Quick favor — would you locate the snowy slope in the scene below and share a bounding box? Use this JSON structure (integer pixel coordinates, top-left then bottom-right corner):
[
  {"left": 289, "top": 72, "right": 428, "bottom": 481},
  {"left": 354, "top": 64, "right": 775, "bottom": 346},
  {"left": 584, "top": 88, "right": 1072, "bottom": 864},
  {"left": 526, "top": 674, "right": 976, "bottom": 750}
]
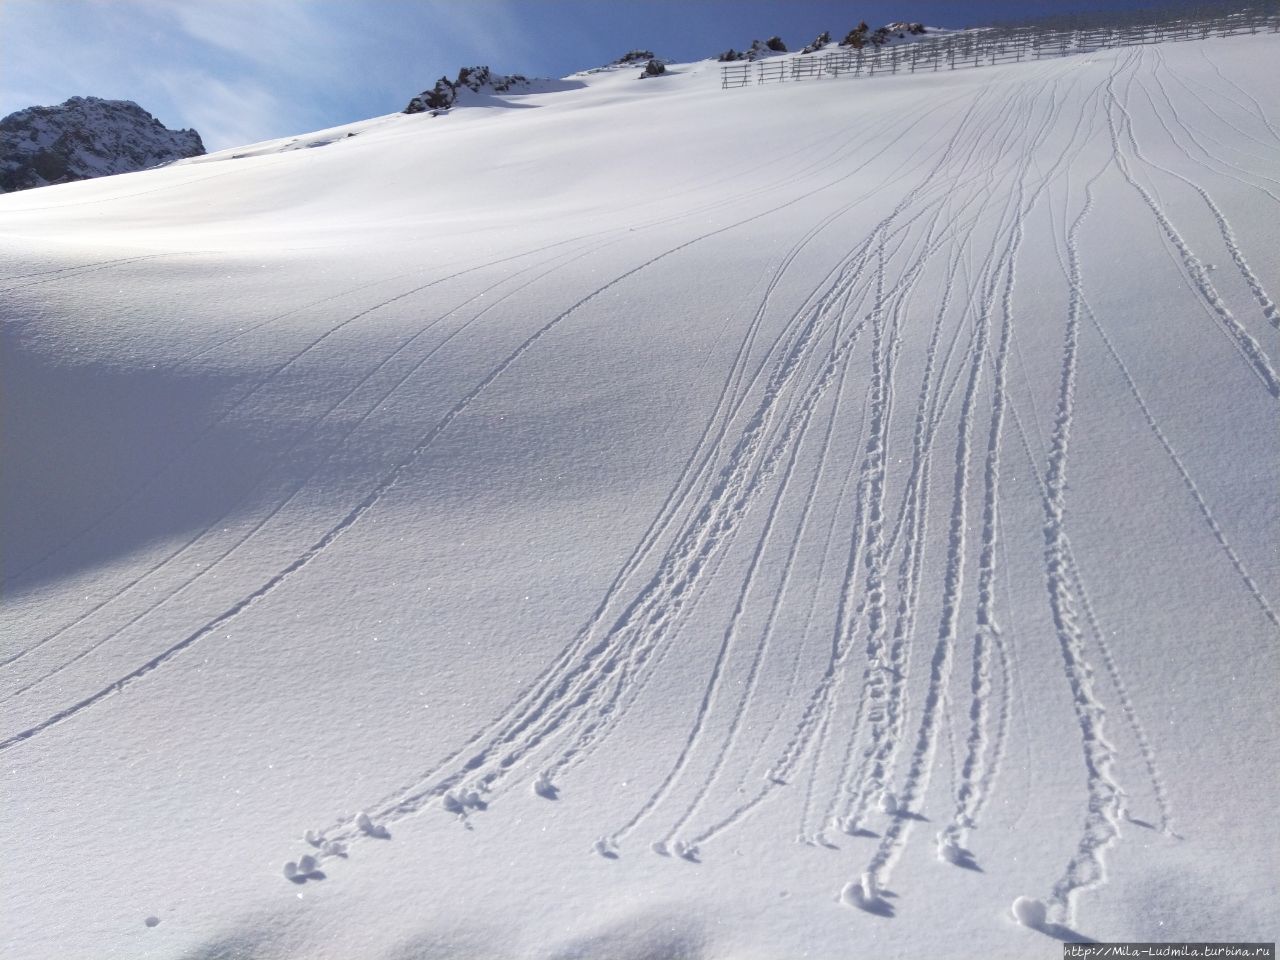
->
[{"left": 2, "top": 33, "right": 1279, "bottom": 960}]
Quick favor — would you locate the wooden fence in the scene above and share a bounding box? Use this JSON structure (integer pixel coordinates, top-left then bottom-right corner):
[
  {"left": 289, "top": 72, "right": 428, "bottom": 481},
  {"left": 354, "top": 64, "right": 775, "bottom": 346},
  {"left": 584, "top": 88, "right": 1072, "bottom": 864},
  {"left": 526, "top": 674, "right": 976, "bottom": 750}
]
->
[{"left": 721, "top": 1, "right": 1280, "bottom": 89}]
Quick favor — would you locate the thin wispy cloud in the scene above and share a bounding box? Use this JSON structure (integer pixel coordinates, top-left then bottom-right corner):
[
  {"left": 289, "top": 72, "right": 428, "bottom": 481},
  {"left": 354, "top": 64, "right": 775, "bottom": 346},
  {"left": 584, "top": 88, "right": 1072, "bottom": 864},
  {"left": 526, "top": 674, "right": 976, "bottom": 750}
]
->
[{"left": 148, "top": 68, "right": 287, "bottom": 152}]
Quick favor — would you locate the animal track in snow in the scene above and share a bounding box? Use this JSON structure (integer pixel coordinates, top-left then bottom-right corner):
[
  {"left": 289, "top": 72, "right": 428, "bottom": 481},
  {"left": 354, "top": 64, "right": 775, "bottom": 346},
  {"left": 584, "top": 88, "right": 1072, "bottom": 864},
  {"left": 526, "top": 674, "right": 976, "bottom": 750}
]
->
[
  {"left": 355, "top": 810, "right": 391, "bottom": 838},
  {"left": 283, "top": 854, "right": 325, "bottom": 883},
  {"left": 532, "top": 772, "right": 559, "bottom": 799}
]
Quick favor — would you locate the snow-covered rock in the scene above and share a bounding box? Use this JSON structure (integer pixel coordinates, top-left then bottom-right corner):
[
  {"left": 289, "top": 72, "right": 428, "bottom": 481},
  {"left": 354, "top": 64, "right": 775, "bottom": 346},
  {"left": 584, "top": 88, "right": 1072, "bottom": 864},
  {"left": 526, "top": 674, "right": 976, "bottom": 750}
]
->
[
  {"left": 839, "top": 21, "right": 938, "bottom": 50},
  {"left": 404, "top": 66, "right": 533, "bottom": 113},
  {"left": 611, "top": 50, "right": 656, "bottom": 66},
  {"left": 574, "top": 50, "right": 671, "bottom": 77},
  {"left": 0, "top": 96, "right": 203, "bottom": 193},
  {"left": 801, "top": 31, "right": 833, "bottom": 54},
  {"left": 717, "top": 38, "right": 788, "bottom": 62}
]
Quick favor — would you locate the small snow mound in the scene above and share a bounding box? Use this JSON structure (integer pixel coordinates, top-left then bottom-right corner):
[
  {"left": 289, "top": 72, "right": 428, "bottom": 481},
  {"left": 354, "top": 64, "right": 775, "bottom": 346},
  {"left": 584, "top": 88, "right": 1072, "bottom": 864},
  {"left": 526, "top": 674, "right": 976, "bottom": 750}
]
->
[
  {"left": 443, "top": 788, "right": 487, "bottom": 815},
  {"left": 879, "top": 791, "right": 898, "bottom": 816},
  {"left": 321, "top": 839, "right": 348, "bottom": 857},
  {"left": 1011, "top": 896, "right": 1047, "bottom": 928},
  {"left": 650, "top": 840, "right": 669, "bottom": 856},
  {"left": 841, "top": 872, "right": 882, "bottom": 910},
  {"left": 671, "top": 839, "right": 700, "bottom": 861},
  {"left": 593, "top": 837, "right": 619, "bottom": 859},
  {"left": 356, "top": 810, "right": 390, "bottom": 837},
  {"left": 533, "top": 772, "right": 558, "bottom": 799},
  {"left": 284, "top": 853, "right": 324, "bottom": 883},
  {"left": 937, "top": 833, "right": 962, "bottom": 864},
  {"left": 304, "top": 829, "right": 323, "bottom": 847}
]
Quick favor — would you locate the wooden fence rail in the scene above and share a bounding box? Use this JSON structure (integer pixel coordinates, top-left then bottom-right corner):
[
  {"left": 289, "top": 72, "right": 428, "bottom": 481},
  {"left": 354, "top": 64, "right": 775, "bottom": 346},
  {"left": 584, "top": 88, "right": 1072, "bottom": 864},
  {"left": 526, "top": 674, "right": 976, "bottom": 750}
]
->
[{"left": 721, "top": 1, "right": 1280, "bottom": 89}]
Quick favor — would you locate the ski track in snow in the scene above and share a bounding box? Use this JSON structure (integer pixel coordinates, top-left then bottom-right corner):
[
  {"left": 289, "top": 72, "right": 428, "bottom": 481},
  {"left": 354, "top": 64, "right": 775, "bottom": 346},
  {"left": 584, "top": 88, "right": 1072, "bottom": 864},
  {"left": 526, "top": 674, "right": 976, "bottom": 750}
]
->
[
  {"left": 4, "top": 33, "right": 1278, "bottom": 944},
  {"left": 1108, "top": 55, "right": 1280, "bottom": 395},
  {"left": 1, "top": 239, "right": 613, "bottom": 683}
]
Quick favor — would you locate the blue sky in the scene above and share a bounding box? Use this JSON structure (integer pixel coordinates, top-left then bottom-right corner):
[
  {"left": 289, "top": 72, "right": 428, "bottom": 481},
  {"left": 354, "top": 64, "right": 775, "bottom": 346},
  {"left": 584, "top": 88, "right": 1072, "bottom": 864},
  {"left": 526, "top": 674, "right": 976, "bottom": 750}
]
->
[{"left": 2, "top": 1, "right": 1169, "bottom": 151}]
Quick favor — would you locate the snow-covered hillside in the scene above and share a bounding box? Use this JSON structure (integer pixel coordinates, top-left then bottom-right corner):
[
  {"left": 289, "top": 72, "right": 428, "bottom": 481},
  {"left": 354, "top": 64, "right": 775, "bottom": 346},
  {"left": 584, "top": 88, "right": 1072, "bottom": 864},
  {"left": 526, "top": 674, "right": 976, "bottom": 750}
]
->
[
  {"left": 2, "top": 31, "right": 1278, "bottom": 960},
  {"left": 0, "top": 96, "right": 204, "bottom": 193}
]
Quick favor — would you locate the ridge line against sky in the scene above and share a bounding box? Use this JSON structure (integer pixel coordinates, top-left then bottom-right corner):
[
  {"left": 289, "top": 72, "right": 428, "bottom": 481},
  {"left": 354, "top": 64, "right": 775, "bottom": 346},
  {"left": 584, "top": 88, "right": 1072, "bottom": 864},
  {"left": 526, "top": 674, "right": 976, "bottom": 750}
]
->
[{"left": 3, "top": 0, "right": 1181, "bottom": 151}]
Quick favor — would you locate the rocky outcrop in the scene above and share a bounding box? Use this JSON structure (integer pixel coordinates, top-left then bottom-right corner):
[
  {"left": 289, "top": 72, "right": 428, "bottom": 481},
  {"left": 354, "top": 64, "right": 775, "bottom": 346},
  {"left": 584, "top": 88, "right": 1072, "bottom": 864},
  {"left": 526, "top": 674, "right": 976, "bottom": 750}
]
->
[
  {"left": 718, "top": 38, "right": 788, "bottom": 62},
  {"left": 613, "top": 50, "right": 656, "bottom": 66},
  {"left": 802, "top": 31, "right": 833, "bottom": 54},
  {"left": 0, "top": 97, "right": 204, "bottom": 193},
  {"left": 404, "top": 66, "right": 532, "bottom": 114}
]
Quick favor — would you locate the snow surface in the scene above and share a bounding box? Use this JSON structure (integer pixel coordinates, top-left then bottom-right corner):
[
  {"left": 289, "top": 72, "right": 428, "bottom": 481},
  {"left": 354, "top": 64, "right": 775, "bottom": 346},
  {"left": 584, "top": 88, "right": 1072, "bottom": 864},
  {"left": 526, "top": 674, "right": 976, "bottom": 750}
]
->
[{"left": 2, "top": 32, "right": 1279, "bottom": 960}]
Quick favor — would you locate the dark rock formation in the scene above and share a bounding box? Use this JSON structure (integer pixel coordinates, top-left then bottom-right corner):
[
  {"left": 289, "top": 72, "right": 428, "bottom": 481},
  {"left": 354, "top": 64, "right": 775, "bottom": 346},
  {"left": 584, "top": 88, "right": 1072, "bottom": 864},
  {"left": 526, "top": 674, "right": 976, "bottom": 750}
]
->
[
  {"left": 0, "top": 96, "right": 204, "bottom": 193},
  {"left": 613, "top": 50, "right": 656, "bottom": 65},
  {"left": 802, "top": 31, "right": 833, "bottom": 54},
  {"left": 404, "top": 66, "right": 531, "bottom": 114}
]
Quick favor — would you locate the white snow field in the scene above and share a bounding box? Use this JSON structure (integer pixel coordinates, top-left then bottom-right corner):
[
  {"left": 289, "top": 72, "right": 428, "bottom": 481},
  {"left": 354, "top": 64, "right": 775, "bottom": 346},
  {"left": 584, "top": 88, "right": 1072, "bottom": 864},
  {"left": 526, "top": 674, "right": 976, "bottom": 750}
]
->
[{"left": 3, "top": 31, "right": 1279, "bottom": 960}]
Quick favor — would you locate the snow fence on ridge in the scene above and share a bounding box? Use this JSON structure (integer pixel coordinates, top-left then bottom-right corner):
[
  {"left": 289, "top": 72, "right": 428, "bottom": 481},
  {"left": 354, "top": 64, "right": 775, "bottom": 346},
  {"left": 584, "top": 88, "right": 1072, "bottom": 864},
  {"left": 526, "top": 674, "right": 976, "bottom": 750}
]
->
[{"left": 721, "top": 1, "right": 1280, "bottom": 88}]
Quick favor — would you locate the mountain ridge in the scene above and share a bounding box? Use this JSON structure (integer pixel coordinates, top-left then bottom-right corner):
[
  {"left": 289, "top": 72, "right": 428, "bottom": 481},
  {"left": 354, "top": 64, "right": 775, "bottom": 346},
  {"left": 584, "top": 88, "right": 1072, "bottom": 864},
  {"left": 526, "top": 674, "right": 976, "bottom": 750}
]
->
[{"left": 0, "top": 95, "right": 204, "bottom": 194}]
